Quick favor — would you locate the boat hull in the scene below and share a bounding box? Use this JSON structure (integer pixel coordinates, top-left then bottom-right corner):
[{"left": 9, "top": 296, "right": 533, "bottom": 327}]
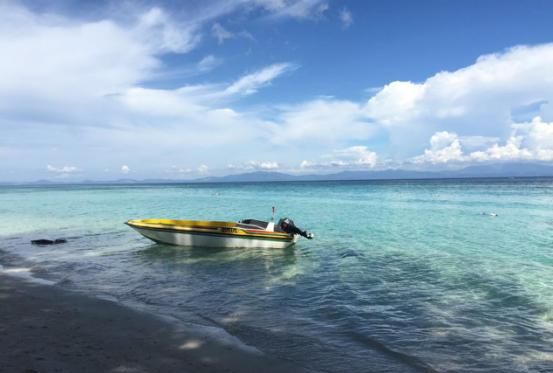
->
[{"left": 129, "top": 225, "right": 298, "bottom": 249}]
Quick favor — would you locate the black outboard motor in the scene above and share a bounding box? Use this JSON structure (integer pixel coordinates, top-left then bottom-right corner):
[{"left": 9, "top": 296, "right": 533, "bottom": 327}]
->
[{"left": 278, "top": 218, "right": 313, "bottom": 239}]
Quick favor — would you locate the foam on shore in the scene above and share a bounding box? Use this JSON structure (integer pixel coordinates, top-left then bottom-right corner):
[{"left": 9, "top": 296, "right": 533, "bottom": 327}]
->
[{"left": 0, "top": 265, "right": 55, "bottom": 285}]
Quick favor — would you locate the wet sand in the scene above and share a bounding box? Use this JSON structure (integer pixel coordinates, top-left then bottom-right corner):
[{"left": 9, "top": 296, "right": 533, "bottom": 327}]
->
[{"left": 0, "top": 274, "right": 309, "bottom": 373}]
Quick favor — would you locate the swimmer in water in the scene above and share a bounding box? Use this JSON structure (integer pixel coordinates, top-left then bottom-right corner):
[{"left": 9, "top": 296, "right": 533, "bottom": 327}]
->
[{"left": 481, "top": 212, "right": 498, "bottom": 217}]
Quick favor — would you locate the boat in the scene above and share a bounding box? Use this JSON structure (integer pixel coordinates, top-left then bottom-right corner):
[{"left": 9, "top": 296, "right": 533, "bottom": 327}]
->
[{"left": 125, "top": 217, "right": 313, "bottom": 249}]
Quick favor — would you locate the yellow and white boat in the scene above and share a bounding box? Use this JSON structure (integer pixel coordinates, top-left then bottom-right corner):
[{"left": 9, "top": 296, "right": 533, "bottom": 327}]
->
[{"left": 126, "top": 217, "right": 313, "bottom": 249}]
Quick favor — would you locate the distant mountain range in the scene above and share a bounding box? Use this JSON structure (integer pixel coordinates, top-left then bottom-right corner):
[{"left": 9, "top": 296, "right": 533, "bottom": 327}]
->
[
  {"left": 4, "top": 162, "right": 553, "bottom": 185},
  {"left": 194, "top": 162, "right": 553, "bottom": 183}
]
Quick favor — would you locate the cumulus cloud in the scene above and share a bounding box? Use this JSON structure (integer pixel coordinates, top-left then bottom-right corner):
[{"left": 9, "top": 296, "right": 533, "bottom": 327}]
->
[
  {"left": 47, "top": 165, "right": 78, "bottom": 174},
  {"left": 472, "top": 117, "right": 553, "bottom": 161},
  {"left": 413, "top": 132, "right": 464, "bottom": 164},
  {"left": 365, "top": 81, "right": 426, "bottom": 126},
  {"left": 473, "top": 137, "right": 532, "bottom": 161},
  {"left": 364, "top": 43, "right": 553, "bottom": 156},
  {"left": 121, "top": 165, "right": 130, "bottom": 174},
  {"left": 413, "top": 117, "right": 553, "bottom": 164}
]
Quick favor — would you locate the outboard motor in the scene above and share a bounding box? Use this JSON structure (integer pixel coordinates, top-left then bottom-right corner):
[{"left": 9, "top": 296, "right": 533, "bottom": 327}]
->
[{"left": 278, "top": 218, "right": 313, "bottom": 239}]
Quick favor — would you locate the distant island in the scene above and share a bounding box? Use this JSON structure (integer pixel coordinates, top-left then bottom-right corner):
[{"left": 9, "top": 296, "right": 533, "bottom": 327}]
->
[
  {"left": 195, "top": 162, "right": 553, "bottom": 183},
  {"left": 6, "top": 162, "right": 553, "bottom": 185}
]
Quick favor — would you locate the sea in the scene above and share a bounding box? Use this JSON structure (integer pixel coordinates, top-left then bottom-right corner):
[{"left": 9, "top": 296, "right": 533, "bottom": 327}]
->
[{"left": 0, "top": 178, "right": 552, "bottom": 372}]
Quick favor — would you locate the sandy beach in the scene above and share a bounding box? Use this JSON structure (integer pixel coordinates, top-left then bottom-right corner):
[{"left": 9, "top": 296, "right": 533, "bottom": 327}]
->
[{"left": 0, "top": 274, "right": 309, "bottom": 373}]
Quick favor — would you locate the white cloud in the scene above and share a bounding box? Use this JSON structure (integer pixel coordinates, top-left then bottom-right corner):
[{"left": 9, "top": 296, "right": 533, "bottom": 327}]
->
[
  {"left": 168, "top": 164, "right": 210, "bottom": 175},
  {"left": 301, "top": 146, "right": 377, "bottom": 169},
  {"left": 458, "top": 135, "right": 500, "bottom": 150},
  {"left": 412, "top": 131, "right": 464, "bottom": 164},
  {"left": 476, "top": 136, "right": 532, "bottom": 161},
  {"left": 211, "top": 22, "right": 233, "bottom": 44},
  {"left": 121, "top": 165, "right": 130, "bottom": 174},
  {"left": 363, "top": 43, "right": 553, "bottom": 157},
  {"left": 333, "top": 146, "right": 377, "bottom": 166},
  {"left": 118, "top": 86, "right": 205, "bottom": 117},
  {"left": 520, "top": 116, "right": 553, "bottom": 153},
  {"left": 339, "top": 8, "right": 353, "bottom": 28},
  {"left": 0, "top": 5, "right": 196, "bottom": 99},
  {"left": 47, "top": 165, "right": 78, "bottom": 174},
  {"left": 253, "top": 0, "right": 329, "bottom": 19},
  {"left": 0, "top": 4, "right": 201, "bottom": 134},
  {"left": 413, "top": 117, "right": 553, "bottom": 164},
  {"left": 269, "top": 98, "right": 375, "bottom": 145},
  {"left": 170, "top": 166, "right": 193, "bottom": 174},
  {"left": 1, "top": 24, "right": 127, "bottom": 98},
  {"left": 197, "top": 55, "right": 221, "bottom": 72},
  {"left": 197, "top": 164, "right": 209, "bottom": 174},
  {"left": 118, "top": 62, "right": 295, "bottom": 115},
  {"left": 228, "top": 160, "right": 281, "bottom": 170},
  {"left": 256, "top": 161, "right": 280, "bottom": 169},
  {"left": 135, "top": 7, "right": 200, "bottom": 54},
  {"left": 223, "top": 63, "right": 296, "bottom": 96},
  {"left": 470, "top": 117, "right": 553, "bottom": 162},
  {"left": 210, "top": 22, "right": 253, "bottom": 45},
  {"left": 365, "top": 81, "right": 426, "bottom": 126}
]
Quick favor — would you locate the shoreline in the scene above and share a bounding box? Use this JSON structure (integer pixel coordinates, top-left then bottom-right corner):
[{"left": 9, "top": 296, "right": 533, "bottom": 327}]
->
[{"left": 0, "top": 274, "right": 309, "bottom": 373}]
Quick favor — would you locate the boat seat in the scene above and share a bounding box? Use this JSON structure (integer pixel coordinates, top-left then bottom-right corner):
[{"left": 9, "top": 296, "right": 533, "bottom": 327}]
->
[
  {"left": 236, "top": 223, "right": 266, "bottom": 230},
  {"left": 239, "top": 219, "right": 269, "bottom": 229}
]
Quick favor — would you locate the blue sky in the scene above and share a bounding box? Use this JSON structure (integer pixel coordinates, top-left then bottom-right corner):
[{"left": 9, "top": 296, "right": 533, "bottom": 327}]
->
[{"left": 2, "top": 0, "right": 553, "bottom": 181}]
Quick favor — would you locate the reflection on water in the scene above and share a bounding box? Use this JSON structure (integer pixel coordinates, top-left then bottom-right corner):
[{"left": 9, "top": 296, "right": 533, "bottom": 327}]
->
[
  {"left": 137, "top": 243, "right": 303, "bottom": 289},
  {"left": 138, "top": 243, "right": 299, "bottom": 264}
]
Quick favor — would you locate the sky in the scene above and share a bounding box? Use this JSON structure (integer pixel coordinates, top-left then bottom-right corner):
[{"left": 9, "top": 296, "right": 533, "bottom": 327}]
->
[{"left": 2, "top": 0, "right": 553, "bottom": 181}]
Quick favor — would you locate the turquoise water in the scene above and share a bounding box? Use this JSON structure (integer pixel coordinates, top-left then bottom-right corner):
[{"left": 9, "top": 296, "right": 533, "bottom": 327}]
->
[{"left": 1, "top": 179, "right": 552, "bottom": 372}]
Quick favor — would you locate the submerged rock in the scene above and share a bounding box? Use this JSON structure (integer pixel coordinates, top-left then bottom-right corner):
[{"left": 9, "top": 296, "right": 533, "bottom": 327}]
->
[{"left": 31, "top": 239, "right": 67, "bottom": 245}]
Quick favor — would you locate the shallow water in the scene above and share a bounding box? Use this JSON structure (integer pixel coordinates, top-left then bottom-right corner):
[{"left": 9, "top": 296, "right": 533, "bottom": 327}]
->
[{"left": 1, "top": 179, "right": 552, "bottom": 372}]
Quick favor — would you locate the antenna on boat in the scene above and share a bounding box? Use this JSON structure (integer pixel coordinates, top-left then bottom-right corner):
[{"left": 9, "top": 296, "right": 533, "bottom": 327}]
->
[{"left": 272, "top": 206, "right": 275, "bottom": 221}]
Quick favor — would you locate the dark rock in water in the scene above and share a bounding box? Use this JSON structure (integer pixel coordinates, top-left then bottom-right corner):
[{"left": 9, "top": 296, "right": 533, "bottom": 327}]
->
[
  {"left": 31, "top": 239, "right": 67, "bottom": 245},
  {"left": 31, "top": 239, "right": 54, "bottom": 245}
]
